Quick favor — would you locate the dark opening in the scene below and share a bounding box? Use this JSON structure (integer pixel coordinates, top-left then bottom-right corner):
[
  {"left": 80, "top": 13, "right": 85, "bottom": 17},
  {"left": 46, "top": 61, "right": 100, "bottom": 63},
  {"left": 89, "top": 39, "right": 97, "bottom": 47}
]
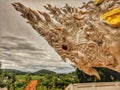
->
[{"left": 62, "top": 45, "right": 68, "bottom": 50}]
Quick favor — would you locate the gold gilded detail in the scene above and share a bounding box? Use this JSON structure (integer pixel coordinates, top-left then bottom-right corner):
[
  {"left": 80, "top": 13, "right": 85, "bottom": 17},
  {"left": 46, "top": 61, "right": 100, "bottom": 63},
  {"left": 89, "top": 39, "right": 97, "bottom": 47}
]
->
[
  {"left": 94, "top": 0, "right": 104, "bottom": 5},
  {"left": 101, "top": 7, "right": 120, "bottom": 27}
]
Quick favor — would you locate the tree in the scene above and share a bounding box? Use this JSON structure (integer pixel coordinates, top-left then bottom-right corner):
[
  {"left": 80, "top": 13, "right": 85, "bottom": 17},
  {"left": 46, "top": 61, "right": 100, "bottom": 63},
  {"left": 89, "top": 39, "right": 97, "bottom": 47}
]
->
[
  {"left": 76, "top": 67, "right": 120, "bottom": 83},
  {"left": 5, "top": 73, "right": 17, "bottom": 90},
  {"left": 0, "top": 62, "right": 2, "bottom": 74},
  {"left": 11, "top": 73, "right": 16, "bottom": 90},
  {"left": 26, "top": 74, "right": 31, "bottom": 83},
  {"left": 76, "top": 68, "right": 95, "bottom": 83}
]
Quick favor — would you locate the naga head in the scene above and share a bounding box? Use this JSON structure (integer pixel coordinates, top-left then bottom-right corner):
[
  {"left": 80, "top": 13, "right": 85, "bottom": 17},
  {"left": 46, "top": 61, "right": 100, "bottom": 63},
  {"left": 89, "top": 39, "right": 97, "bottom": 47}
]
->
[{"left": 12, "top": 0, "right": 120, "bottom": 79}]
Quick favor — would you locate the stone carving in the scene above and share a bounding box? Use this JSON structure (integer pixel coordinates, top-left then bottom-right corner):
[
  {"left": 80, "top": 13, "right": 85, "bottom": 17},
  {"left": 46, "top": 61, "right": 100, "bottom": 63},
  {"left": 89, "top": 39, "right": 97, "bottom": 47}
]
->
[{"left": 12, "top": 0, "right": 120, "bottom": 79}]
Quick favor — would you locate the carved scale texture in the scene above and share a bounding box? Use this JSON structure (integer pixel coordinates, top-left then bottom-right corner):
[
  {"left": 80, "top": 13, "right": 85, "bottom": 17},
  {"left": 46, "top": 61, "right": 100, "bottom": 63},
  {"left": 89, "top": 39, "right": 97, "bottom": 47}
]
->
[{"left": 12, "top": 0, "right": 120, "bottom": 79}]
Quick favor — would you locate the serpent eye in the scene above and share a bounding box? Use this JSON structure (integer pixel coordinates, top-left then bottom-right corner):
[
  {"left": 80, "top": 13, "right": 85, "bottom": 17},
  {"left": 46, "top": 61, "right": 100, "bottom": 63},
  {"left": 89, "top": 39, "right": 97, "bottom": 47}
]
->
[{"left": 62, "top": 44, "right": 68, "bottom": 50}]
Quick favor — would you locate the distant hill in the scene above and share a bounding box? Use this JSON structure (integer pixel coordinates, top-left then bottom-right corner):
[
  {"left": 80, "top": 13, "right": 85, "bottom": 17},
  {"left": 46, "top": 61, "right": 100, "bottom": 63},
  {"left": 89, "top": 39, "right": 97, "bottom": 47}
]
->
[
  {"left": 33, "top": 69, "right": 56, "bottom": 75},
  {"left": 1, "top": 69, "right": 56, "bottom": 75},
  {"left": 2, "top": 69, "right": 28, "bottom": 75}
]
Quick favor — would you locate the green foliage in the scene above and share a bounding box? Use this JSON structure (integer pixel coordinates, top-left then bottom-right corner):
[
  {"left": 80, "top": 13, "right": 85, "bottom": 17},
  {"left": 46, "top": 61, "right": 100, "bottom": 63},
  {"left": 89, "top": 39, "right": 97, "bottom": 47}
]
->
[
  {"left": 2, "top": 68, "right": 120, "bottom": 90},
  {"left": 12, "top": 72, "right": 78, "bottom": 90},
  {"left": 5, "top": 73, "right": 17, "bottom": 90},
  {"left": 76, "top": 67, "right": 120, "bottom": 83},
  {"left": 0, "top": 74, "right": 3, "bottom": 83},
  {"left": 0, "top": 62, "right": 2, "bottom": 75},
  {"left": 25, "top": 74, "right": 31, "bottom": 83},
  {"left": 0, "top": 70, "right": 8, "bottom": 88},
  {"left": 16, "top": 75, "right": 27, "bottom": 81}
]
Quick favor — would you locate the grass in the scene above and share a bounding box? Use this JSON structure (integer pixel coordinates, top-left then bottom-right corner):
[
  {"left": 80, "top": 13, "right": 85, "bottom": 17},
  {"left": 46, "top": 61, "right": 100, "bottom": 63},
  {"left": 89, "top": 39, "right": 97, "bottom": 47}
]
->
[
  {"left": 31, "top": 75, "right": 44, "bottom": 80},
  {"left": 16, "top": 75, "right": 27, "bottom": 81},
  {"left": 16, "top": 75, "right": 44, "bottom": 81},
  {"left": 15, "top": 87, "right": 24, "bottom": 90}
]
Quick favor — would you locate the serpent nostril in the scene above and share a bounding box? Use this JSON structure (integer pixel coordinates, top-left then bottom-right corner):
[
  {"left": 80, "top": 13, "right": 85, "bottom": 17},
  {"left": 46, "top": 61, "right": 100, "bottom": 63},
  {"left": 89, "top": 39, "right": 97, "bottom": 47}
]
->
[{"left": 62, "top": 45, "right": 68, "bottom": 50}]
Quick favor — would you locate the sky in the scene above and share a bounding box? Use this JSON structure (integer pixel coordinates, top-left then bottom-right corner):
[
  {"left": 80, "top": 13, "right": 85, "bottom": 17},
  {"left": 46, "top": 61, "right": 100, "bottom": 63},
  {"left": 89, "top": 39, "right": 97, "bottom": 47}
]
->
[{"left": 0, "top": 0, "right": 90, "bottom": 73}]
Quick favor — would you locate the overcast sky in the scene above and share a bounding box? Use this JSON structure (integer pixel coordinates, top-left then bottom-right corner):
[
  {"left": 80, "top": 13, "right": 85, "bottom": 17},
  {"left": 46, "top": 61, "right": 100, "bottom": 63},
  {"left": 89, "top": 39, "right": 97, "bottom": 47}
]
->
[{"left": 0, "top": 0, "right": 90, "bottom": 73}]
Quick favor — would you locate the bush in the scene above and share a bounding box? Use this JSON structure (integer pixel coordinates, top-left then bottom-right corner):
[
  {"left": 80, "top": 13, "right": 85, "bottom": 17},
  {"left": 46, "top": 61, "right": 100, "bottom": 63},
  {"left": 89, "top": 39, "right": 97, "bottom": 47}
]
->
[{"left": 0, "top": 83, "right": 6, "bottom": 88}]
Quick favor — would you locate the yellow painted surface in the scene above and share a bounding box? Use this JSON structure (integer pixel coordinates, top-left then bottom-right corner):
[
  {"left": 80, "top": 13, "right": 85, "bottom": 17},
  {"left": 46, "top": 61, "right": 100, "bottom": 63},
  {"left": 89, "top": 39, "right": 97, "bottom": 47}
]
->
[
  {"left": 101, "top": 7, "right": 120, "bottom": 27},
  {"left": 94, "top": 0, "right": 103, "bottom": 5}
]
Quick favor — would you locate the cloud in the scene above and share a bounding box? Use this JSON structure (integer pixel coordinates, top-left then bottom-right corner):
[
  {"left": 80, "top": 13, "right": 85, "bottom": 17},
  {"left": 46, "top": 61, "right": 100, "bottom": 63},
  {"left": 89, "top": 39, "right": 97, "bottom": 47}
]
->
[
  {"left": 0, "top": 36, "right": 75, "bottom": 73},
  {"left": 0, "top": 0, "right": 91, "bottom": 73}
]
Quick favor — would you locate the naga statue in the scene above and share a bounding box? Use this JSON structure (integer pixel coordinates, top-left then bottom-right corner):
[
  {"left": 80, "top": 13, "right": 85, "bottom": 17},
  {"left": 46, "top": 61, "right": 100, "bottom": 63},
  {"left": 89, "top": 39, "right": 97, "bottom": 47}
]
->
[{"left": 12, "top": 0, "right": 120, "bottom": 79}]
